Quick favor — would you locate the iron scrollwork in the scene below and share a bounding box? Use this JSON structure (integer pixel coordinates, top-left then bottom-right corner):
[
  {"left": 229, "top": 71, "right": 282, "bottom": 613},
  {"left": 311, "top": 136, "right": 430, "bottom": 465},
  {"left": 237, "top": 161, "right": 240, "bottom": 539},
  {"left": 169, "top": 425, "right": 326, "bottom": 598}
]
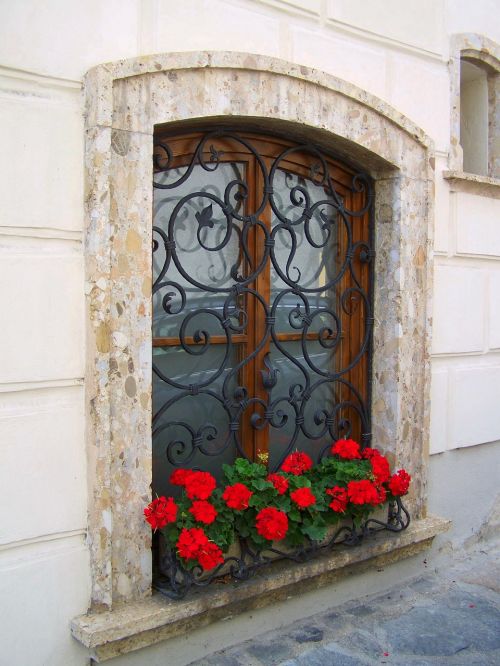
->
[
  {"left": 155, "top": 498, "right": 410, "bottom": 600},
  {"left": 152, "top": 130, "right": 409, "bottom": 598}
]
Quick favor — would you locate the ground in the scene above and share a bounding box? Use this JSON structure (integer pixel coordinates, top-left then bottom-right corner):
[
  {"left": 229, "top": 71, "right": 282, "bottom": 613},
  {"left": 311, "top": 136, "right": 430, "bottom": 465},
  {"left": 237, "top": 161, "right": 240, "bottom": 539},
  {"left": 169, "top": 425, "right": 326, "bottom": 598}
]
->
[{"left": 188, "top": 544, "right": 500, "bottom": 665}]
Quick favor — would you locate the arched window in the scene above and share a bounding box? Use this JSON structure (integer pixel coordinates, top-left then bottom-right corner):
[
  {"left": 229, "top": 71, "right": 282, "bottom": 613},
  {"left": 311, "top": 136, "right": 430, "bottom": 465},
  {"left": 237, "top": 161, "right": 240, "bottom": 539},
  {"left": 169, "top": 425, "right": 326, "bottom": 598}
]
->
[
  {"left": 451, "top": 35, "right": 500, "bottom": 180},
  {"left": 151, "top": 129, "right": 374, "bottom": 499}
]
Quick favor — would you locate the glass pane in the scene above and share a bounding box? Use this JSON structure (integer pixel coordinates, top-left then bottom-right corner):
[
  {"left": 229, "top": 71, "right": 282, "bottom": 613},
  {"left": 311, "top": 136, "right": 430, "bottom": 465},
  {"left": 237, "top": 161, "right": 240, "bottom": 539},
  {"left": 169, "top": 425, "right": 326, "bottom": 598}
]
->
[
  {"left": 153, "top": 162, "right": 246, "bottom": 339},
  {"left": 153, "top": 344, "right": 241, "bottom": 497},
  {"left": 266, "top": 340, "right": 336, "bottom": 469},
  {"left": 271, "top": 170, "right": 348, "bottom": 307}
]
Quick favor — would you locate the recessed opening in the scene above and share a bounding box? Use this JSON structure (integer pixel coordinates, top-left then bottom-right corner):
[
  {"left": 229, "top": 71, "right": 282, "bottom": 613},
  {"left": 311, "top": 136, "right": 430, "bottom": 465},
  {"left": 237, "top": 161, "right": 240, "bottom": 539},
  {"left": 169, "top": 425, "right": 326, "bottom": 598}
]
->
[
  {"left": 460, "top": 60, "right": 489, "bottom": 176},
  {"left": 151, "top": 125, "right": 377, "bottom": 595}
]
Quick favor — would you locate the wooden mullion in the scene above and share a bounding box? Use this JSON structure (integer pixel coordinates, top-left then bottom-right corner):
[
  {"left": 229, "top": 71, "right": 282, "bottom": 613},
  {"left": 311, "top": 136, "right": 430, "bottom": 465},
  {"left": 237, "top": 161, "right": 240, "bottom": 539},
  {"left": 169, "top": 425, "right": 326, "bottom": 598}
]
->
[
  {"left": 153, "top": 334, "right": 247, "bottom": 347},
  {"left": 252, "top": 159, "right": 272, "bottom": 461},
  {"left": 239, "top": 153, "right": 258, "bottom": 460},
  {"left": 275, "top": 331, "right": 345, "bottom": 343}
]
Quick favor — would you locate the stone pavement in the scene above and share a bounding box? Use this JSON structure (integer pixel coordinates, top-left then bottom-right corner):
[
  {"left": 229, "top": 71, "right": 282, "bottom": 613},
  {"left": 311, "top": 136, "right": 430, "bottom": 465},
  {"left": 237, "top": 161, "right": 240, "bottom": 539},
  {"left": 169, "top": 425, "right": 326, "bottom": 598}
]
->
[{"left": 188, "top": 545, "right": 500, "bottom": 666}]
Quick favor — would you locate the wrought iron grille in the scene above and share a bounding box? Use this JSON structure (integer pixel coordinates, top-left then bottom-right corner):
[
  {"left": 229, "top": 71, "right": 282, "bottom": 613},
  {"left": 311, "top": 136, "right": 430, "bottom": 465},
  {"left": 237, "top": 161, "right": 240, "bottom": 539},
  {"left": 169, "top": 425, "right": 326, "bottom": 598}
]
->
[{"left": 151, "top": 129, "right": 408, "bottom": 598}]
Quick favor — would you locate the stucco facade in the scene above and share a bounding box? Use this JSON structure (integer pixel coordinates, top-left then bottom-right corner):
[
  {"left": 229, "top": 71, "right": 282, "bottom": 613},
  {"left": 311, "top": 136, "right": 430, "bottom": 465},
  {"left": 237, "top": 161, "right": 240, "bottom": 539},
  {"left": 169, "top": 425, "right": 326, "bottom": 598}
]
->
[{"left": 0, "top": 2, "right": 499, "bottom": 665}]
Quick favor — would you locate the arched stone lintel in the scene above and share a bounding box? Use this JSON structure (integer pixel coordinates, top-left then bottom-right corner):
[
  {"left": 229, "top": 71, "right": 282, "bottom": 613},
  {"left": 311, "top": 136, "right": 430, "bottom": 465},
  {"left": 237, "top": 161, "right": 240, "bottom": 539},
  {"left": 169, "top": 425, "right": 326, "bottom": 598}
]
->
[
  {"left": 451, "top": 33, "right": 500, "bottom": 70},
  {"left": 85, "top": 51, "right": 432, "bottom": 168},
  {"left": 83, "top": 51, "right": 433, "bottom": 608}
]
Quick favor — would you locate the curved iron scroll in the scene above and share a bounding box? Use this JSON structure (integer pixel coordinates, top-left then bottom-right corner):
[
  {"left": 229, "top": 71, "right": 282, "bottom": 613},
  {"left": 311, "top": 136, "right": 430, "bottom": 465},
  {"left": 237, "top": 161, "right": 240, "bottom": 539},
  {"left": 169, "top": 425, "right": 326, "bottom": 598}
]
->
[
  {"left": 152, "top": 129, "right": 375, "bottom": 479},
  {"left": 155, "top": 499, "right": 410, "bottom": 599}
]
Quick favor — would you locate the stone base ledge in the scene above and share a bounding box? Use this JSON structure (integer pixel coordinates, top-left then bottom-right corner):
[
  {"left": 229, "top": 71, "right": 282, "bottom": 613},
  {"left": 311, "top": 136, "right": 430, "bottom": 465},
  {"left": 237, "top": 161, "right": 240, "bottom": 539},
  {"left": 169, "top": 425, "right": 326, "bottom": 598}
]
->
[
  {"left": 72, "top": 515, "right": 450, "bottom": 662},
  {"left": 443, "top": 170, "right": 500, "bottom": 198}
]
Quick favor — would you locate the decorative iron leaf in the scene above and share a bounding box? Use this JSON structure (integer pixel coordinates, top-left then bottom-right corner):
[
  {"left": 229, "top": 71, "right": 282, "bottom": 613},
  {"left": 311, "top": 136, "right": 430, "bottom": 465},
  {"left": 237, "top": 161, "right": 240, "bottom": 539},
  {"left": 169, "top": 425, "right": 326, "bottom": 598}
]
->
[
  {"left": 195, "top": 203, "right": 215, "bottom": 230},
  {"left": 261, "top": 352, "right": 279, "bottom": 390}
]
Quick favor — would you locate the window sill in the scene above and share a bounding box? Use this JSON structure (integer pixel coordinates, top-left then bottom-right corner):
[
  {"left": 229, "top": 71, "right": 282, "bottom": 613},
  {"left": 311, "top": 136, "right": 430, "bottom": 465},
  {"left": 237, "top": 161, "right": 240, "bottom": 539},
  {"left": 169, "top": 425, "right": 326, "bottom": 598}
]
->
[
  {"left": 71, "top": 514, "right": 450, "bottom": 663},
  {"left": 443, "top": 170, "right": 500, "bottom": 198}
]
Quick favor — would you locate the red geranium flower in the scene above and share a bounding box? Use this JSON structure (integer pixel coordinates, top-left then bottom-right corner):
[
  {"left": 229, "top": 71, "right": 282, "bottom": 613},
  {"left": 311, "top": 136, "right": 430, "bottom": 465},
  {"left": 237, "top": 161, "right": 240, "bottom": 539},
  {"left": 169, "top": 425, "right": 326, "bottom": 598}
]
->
[
  {"left": 144, "top": 496, "right": 178, "bottom": 530},
  {"left": 184, "top": 470, "right": 217, "bottom": 500},
  {"left": 281, "top": 451, "right": 313, "bottom": 475},
  {"left": 361, "top": 448, "right": 391, "bottom": 484},
  {"left": 377, "top": 485, "right": 387, "bottom": 504},
  {"left": 255, "top": 507, "right": 289, "bottom": 540},
  {"left": 189, "top": 500, "right": 218, "bottom": 525},
  {"left": 222, "top": 483, "right": 253, "bottom": 510},
  {"left": 169, "top": 468, "right": 192, "bottom": 486},
  {"left": 370, "top": 454, "right": 391, "bottom": 484},
  {"left": 176, "top": 527, "right": 209, "bottom": 559},
  {"left": 361, "top": 447, "right": 378, "bottom": 460},
  {"left": 326, "top": 486, "right": 348, "bottom": 513},
  {"left": 331, "top": 439, "right": 362, "bottom": 459},
  {"left": 388, "top": 469, "right": 411, "bottom": 496},
  {"left": 267, "top": 473, "right": 289, "bottom": 495},
  {"left": 290, "top": 487, "right": 316, "bottom": 509},
  {"left": 197, "top": 541, "right": 224, "bottom": 571},
  {"left": 347, "top": 479, "right": 381, "bottom": 505}
]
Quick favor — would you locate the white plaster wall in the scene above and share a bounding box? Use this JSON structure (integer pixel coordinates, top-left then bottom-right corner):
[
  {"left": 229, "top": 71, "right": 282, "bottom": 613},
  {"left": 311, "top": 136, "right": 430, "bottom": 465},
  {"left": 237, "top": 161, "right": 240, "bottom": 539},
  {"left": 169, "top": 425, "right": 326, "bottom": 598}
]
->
[
  {"left": 0, "top": 1, "right": 499, "bottom": 664},
  {"left": 430, "top": 188, "right": 500, "bottom": 455}
]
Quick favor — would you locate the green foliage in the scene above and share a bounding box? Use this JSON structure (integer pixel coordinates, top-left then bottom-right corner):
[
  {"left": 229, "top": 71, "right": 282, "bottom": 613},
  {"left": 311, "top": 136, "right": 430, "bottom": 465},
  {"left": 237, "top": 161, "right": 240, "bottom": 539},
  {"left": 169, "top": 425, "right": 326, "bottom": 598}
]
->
[
  {"left": 160, "top": 453, "right": 394, "bottom": 565},
  {"left": 314, "top": 457, "right": 371, "bottom": 483}
]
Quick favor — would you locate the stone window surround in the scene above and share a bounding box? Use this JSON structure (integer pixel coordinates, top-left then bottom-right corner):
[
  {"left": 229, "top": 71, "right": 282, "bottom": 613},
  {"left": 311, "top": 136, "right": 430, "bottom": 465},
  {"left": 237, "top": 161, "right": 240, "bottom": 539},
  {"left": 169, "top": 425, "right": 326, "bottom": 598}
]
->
[
  {"left": 448, "top": 33, "right": 500, "bottom": 187},
  {"left": 81, "top": 52, "right": 437, "bottom": 620}
]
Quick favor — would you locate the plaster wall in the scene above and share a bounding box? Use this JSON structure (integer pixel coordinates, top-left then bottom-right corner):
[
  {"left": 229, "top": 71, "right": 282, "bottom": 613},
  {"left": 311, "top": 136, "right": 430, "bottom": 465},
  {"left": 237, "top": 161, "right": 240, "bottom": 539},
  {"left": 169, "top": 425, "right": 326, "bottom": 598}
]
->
[{"left": 0, "top": 2, "right": 499, "bottom": 665}]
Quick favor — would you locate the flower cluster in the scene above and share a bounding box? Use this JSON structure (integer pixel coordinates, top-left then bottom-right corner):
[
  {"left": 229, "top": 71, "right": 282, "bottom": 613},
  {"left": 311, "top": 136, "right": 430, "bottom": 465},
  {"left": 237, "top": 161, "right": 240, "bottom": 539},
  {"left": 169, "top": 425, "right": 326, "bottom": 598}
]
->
[
  {"left": 144, "top": 440, "right": 411, "bottom": 572},
  {"left": 177, "top": 527, "right": 224, "bottom": 570},
  {"left": 256, "top": 507, "right": 289, "bottom": 540},
  {"left": 326, "top": 486, "right": 348, "bottom": 513},
  {"left": 290, "top": 487, "right": 316, "bottom": 509},
  {"left": 281, "top": 451, "right": 313, "bottom": 475},
  {"left": 143, "top": 496, "right": 177, "bottom": 530},
  {"left": 222, "top": 483, "right": 253, "bottom": 510},
  {"left": 267, "top": 473, "right": 289, "bottom": 495}
]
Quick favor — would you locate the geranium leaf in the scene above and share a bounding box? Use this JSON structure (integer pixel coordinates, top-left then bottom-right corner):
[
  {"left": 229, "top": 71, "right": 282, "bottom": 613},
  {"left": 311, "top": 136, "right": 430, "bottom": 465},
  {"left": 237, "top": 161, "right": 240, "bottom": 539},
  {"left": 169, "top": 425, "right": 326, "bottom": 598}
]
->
[{"left": 302, "top": 523, "right": 327, "bottom": 541}]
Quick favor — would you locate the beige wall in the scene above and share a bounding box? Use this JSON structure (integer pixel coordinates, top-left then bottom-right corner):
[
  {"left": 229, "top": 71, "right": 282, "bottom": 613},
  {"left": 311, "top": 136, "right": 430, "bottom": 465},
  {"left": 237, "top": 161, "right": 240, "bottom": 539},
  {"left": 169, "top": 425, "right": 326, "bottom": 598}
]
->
[{"left": 0, "top": 1, "right": 499, "bottom": 664}]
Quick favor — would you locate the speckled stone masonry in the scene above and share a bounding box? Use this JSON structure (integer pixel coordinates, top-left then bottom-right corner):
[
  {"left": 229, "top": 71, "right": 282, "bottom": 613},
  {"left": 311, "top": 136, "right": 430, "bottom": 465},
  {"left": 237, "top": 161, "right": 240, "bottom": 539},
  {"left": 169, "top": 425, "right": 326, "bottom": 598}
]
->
[{"left": 82, "top": 51, "right": 435, "bottom": 611}]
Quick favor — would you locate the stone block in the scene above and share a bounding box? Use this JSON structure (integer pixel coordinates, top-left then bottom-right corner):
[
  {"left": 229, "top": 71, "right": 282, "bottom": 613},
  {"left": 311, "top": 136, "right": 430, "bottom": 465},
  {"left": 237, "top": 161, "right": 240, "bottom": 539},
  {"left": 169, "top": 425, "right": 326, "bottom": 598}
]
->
[
  {"left": 155, "top": 0, "right": 281, "bottom": 58},
  {"left": 0, "top": 537, "right": 90, "bottom": 666},
  {"left": 432, "top": 264, "right": 485, "bottom": 354},
  {"left": 0, "top": 0, "right": 138, "bottom": 79},
  {"left": 429, "top": 365, "right": 448, "bottom": 454},
  {"left": 0, "top": 75, "right": 83, "bottom": 231},
  {"left": 290, "top": 26, "right": 387, "bottom": 101},
  {"left": 456, "top": 192, "right": 500, "bottom": 257},
  {"left": 0, "top": 386, "right": 86, "bottom": 544},
  {"left": 450, "top": 364, "right": 500, "bottom": 448},
  {"left": 488, "top": 270, "right": 500, "bottom": 349},
  {"left": 0, "top": 248, "right": 84, "bottom": 383},
  {"left": 326, "top": 0, "right": 444, "bottom": 55}
]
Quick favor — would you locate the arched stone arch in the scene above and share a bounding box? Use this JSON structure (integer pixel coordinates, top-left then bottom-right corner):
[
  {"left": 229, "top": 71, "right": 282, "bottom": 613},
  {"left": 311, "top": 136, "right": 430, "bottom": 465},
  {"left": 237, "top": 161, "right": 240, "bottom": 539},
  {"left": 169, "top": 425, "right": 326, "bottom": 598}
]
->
[{"left": 83, "top": 52, "right": 434, "bottom": 609}]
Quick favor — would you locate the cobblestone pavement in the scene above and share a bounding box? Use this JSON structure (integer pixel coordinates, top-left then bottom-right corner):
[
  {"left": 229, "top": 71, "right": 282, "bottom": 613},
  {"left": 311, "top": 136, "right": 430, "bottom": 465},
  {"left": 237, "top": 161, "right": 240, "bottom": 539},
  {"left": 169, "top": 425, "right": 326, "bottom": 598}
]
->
[{"left": 188, "top": 546, "right": 500, "bottom": 666}]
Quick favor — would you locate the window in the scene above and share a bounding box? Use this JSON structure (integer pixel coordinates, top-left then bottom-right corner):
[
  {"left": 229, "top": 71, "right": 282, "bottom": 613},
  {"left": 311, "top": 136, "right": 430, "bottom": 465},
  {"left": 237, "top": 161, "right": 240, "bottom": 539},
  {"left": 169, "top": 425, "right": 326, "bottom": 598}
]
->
[
  {"left": 77, "top": 54, "right": 433, "bottom": 619},
  {"left": 460, "top": 60, "right": 489, "bottom": 176},
  {"left": 151, "top": 129, "right": 373, "bottom": 501},
  {"left": 453, "top": 36, "right": 500, "bottom": 181}
]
